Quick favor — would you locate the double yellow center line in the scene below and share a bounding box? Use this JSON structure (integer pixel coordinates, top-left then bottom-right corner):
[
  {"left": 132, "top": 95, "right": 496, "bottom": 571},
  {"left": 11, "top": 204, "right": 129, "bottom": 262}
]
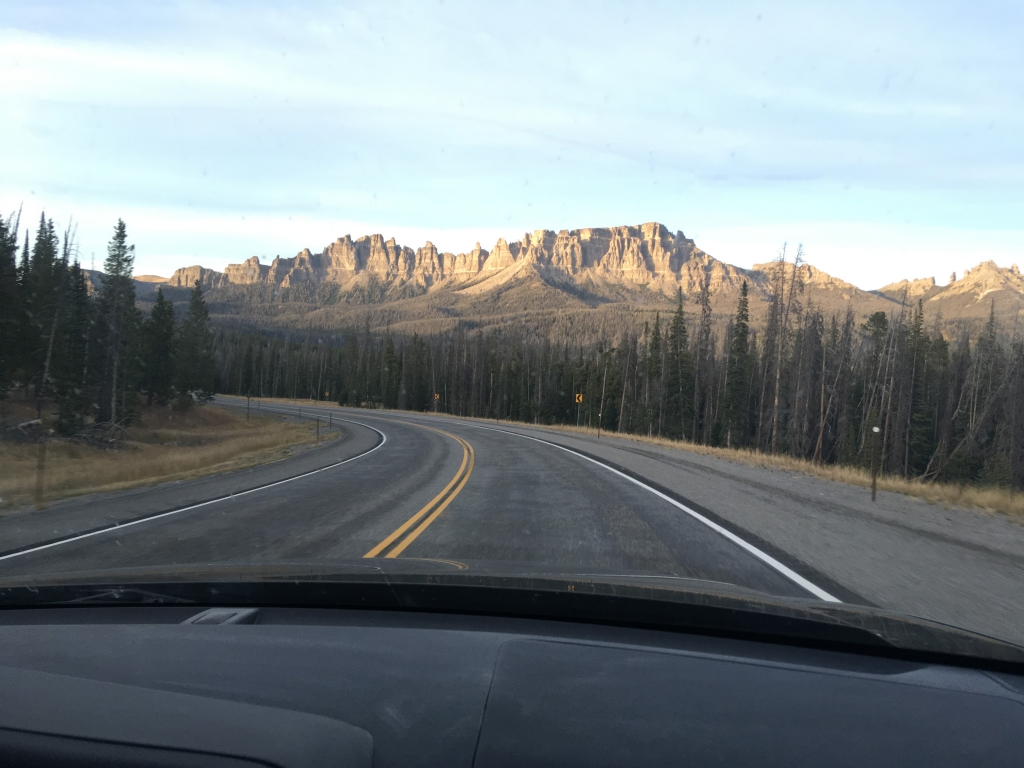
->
[{"left": 363, "top": 426, "right": 475, "bottom": 558}]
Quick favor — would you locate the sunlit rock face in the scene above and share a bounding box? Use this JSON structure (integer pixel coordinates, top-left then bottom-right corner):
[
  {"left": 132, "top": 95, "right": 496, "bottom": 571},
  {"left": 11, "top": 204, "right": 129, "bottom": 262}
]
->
[
  {"left": 161, "top": 221, "right": 1024, "bottom": 335},
  {"left": 223, "top": 256, "right": 269, "bottom": 285},
  {"left": 181, "top": 221, "right": 739, "bottom": 293},
  {"left": 168, "top": 222, "right": 1024, "bottom": 316},
  {"left": 166, "top": 265, "right": 228, "bottom": 290}
]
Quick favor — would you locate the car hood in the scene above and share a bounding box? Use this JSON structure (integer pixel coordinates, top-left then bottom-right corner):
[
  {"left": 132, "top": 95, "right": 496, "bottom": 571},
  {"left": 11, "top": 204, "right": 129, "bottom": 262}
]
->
[{"left": 0, "top": 558, "right": 1022, "bottom": 669}]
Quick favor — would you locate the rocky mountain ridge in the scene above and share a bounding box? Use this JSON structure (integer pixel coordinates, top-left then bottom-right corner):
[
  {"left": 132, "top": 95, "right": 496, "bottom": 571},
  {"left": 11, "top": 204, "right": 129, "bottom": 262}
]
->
[
  {"left": 167, "top": 224, "right": 745, "bottom": 294},
  {"left": 145, "top": 221, "right": 1021, "bottom": 338}
]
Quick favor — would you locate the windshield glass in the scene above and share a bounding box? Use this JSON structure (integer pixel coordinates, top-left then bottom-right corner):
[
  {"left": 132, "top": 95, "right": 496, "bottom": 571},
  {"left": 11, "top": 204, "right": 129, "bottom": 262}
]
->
[{"left": 2, "top": 2, "right": 1022, "bottom": 658}]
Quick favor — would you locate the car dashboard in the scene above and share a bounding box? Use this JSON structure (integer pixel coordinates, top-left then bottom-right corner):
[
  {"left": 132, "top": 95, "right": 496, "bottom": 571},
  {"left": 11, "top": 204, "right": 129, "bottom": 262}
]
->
[{"left": 1, "top": 605, "right": 1022, "bottom": 766}]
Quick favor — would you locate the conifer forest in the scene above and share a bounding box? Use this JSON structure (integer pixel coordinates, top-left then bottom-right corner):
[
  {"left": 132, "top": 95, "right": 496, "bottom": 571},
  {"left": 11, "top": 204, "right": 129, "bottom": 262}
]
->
[
  {"left": 0, "top": 213, "right": 216, "bottom": 434},
  {"left": 3, "top": 211, "right": 1023, "bottom": 489}
]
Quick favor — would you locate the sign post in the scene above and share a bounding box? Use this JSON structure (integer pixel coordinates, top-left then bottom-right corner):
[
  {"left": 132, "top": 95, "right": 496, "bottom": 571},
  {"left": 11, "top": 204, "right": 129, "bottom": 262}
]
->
[
  {"left": 871, "top": 425, "right": 881, "bottom": 502},
  {"left": 575, "top": 393, "right": 583, "bottom": 426}
]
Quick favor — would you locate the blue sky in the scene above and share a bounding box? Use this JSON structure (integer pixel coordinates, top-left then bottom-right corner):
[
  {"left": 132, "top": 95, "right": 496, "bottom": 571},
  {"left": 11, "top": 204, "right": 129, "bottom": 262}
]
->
[{"left": 2, "top": 1, "right": 1022, "bottom": 287}]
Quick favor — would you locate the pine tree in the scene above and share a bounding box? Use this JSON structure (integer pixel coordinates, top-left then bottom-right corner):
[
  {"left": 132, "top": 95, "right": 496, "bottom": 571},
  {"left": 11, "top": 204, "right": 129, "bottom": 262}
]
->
[
  {"left": 663, "top": 289, "right": 693, "bottom": 439},
  {"left": 25, "top": 214, "right": 64, "bottom": 405},
  {"left": 0, "top": 212, "right": 19, "bottom": 394},
  {"left": 142, "top": 287, "right": 176, "bottom": 405},
  {"left": 174, "top": 281, "right": 215, "bottom": 405},
  {"left": 54, "top": 262, "right": 92, "bottom": 434},
  {"left": 382, "top": 335, "right": 400, "bottom": 408},
  {"left": 14, "top": 230, "right": 31, "bottom": 390},
  {"left": 96, "top": 219, "right": 137, "bottom": 424},
  {"left": 693, "top": 273, "right": 714, "bottom": 442},
  {"left": 646, "top": 314, "right": 662, "bottom": 434},
  {"left": 723, "top": 281, "right": 750, "bottom": 447}
]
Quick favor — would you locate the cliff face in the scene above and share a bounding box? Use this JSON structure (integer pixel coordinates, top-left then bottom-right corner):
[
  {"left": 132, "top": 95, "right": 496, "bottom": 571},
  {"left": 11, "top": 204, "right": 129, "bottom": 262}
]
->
[
  {"left": 161, "top": 222, "right": 1024, "bottom": 337},
  {"left": 169, "top": 223, "right": 744, "bottom": 293},
  {"left": 167, "top": 265, "right": 228, "bottom": 290}
]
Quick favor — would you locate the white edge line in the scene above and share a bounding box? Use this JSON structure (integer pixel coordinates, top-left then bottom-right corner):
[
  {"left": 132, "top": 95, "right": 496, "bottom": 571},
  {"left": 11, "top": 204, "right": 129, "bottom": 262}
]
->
[
  {"left": 472, "top": 424, "right": 841, "bottom": 603},
  {"left": 0, "top": 418, "right": 386, "bottom": 563},
  {"left": 211, "top": 405, "right": 841, "bottom": 604}
]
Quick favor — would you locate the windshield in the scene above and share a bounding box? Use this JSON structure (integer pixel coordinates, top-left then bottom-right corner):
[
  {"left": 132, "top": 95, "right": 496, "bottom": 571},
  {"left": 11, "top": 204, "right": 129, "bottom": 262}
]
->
[{"left": 1, "top": 2, "right": 1023, "bottom": 661}]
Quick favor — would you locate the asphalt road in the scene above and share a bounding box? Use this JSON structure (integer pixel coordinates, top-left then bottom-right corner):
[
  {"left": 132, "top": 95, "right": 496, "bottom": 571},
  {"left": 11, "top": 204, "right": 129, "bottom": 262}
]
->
[{"left": 2, "top": 397, "right": 1022, "bottom": 644}]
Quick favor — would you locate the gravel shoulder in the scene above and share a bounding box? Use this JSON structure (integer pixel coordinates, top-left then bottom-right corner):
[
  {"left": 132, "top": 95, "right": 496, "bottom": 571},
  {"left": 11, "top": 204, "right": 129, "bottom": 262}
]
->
[{"left": 483, "top": 421, "right": 1024, "bottom": 646}]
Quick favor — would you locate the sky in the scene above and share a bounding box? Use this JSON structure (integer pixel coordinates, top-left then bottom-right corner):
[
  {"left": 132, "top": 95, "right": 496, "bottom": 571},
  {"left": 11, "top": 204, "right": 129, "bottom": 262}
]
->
[{"left": 2, "top": 1, "right": 1022, "bottom": 288}]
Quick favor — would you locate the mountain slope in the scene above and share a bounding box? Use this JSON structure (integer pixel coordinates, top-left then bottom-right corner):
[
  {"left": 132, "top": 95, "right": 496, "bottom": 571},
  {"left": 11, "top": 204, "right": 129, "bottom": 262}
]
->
[{"left": 156, "top": 222, "right": 1022, "bottom": 339}]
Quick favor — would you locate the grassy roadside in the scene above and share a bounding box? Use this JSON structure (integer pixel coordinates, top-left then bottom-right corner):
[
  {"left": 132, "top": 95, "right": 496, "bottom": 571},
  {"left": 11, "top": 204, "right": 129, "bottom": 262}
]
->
[
  {"left": 237, "top": 395, "right": 1024, "bottom": 519},
  {"left": 531, "top": 423, "right": 1024, "bottom": 519},
  {"left": 0, "top": 400, "right": 333, "bottom": 510}
]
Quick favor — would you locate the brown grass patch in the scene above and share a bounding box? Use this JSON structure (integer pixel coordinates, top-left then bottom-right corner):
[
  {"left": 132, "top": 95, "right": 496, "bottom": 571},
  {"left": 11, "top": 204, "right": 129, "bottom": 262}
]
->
[
  {"left": 525, "top": 424, "right": 1024, "bottom": 519},
  {"left": 226, "top": 395, "right": 1024, "bottom": 519},
  {"left": 0, "top": 402, "right": 331, "bottom": 510}
]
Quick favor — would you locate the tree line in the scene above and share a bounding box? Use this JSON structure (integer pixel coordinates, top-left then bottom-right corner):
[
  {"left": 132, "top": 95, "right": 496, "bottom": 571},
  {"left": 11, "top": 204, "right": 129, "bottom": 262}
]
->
[
  {"left": 0, "top": 213, "right": 216, "bottom": 433},
  {"left": 5, "top": 210, "right": 1021, "bottom": 489},
  {"left": 213, "top": 251, "right": 1024, "bottom": 489}
]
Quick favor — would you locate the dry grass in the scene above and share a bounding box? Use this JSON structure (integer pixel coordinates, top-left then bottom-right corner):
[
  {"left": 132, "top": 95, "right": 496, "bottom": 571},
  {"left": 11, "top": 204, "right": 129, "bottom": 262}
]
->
[
  {"left": 0, "top": 401, "right": 331, "bottom": 510},
  {"left": 230, "top": 396, "right": 1024, "bottom": 519},
  {"left": 525, "top": 424, "right": 1024, "bottom": 519}
]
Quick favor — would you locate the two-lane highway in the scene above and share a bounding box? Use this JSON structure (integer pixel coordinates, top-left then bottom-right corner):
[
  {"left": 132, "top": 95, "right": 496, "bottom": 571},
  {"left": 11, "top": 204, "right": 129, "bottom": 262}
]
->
[
  {"left": 0, "top": 398, "right": 841, "bottom": 603},
  {"left": 3, "top": 396, "right": 1022, "bottom": 647},
  {"left": 0, "top": 401, "right": 837, "bottom": 600}
]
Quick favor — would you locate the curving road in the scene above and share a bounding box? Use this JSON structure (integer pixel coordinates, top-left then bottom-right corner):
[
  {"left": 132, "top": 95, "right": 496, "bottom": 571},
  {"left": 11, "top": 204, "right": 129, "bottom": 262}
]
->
[
  {"left": 0, "top": 399, "right": 835, "bottom": 600},
  {"left": 2, "top": 396, "right": 1023, "bottom": 646}
]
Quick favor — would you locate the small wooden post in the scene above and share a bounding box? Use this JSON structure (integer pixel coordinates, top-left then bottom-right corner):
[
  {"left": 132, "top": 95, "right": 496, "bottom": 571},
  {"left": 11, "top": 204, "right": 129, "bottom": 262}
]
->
[{"left": 870, "top": 425, "right": 881, "bottom": 502}]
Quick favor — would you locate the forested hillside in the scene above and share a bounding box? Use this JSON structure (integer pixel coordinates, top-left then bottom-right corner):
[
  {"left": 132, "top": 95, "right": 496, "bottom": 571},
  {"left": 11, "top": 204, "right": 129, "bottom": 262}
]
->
[
  {"left": 212, "top": 261, "right": 1024, "bottom": 490},
  {"left": 0, "top": 213, "right": 216, "bottom": 434},
  {"left": 5, "top": 211, "right": 1023, "bottom": 491}
]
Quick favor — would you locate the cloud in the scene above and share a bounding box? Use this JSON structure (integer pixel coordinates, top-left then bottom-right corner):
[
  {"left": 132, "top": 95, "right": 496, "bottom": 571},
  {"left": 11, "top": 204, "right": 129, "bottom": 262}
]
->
[{"left": 2, "top": 1, "right": 1022, "bottom": 287}]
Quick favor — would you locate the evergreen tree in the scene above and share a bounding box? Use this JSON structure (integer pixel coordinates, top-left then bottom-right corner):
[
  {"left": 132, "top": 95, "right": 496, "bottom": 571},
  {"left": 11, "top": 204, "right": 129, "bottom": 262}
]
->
[
  {"left": 96, "top": 219, "right": 137, "bottom": 424},
  {"left": 723, "top": 281, "right": 750, "bottom": 446},
  {"left": 142, "top": 287, "right": 177, "bottom": 405},
  {"left": 646, "top": 314, "right": 662, "bottom": 433},
  {"left": 239, "top": 343, "right": 254, "bottom": 396},
  {"left": 54, "top": 262, "right": 92, "bottom": 434},
  {"left": 382, "top": 335, "right": 401, "bottom": 408},
  {"left": 0, "top": 212, "right": 19, "bottom": 394},
  {"left": 24, "top": 214, "right": 65, "bottom": 405},
  {"left": 663, "top": 289, "right": 693, "bottom": 439},
  {"left": 174, "top": 281, "right": 215, "bottom": 404}
]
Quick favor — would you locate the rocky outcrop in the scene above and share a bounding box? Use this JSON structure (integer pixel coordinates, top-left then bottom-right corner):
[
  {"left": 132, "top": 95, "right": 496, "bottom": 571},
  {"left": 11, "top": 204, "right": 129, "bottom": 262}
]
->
[
  {"left": 875, "top": 263, "right": 1024, "bottom": 308},
  {"left": 206, "top": 222, "right": 734, "bottom": 294},
  {"left": 223, "top": 256, "right": 269, "bottom": 284},
  {"left": 153, "top": 224, "right": 1024, "bottom": 330},
  {"left": 938, "top": 261, "right": 1024, "bottom": 302},
  {"left": 167, "top": 265, "right": 228, "bottom": 290},
  {"left": 877, "top": 276, "right": 938, "bottom": 302}
]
